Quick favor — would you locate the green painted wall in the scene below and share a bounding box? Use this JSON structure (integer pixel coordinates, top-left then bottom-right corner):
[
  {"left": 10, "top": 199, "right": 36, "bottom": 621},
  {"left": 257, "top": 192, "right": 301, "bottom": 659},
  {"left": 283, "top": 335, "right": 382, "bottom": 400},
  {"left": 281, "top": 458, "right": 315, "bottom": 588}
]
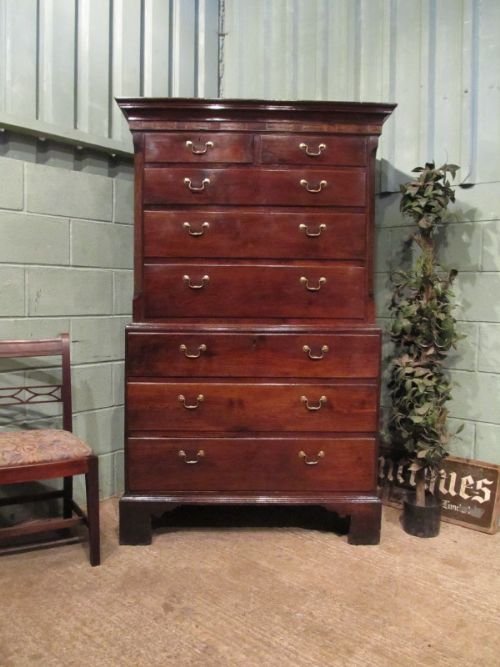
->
[
  {"left": 0, "top": 149, "right": 133, "bottom": 499},
  {"left": 376, "top": 184, "right": 500, "bottom": 463}
]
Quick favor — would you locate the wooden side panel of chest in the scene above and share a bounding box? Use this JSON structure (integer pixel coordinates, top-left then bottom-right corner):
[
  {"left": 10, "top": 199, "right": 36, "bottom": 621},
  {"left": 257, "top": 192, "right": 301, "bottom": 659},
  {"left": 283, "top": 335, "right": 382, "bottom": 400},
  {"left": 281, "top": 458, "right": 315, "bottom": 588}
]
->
[{"left": 118, "top": 98, "right": 395, "bottom": 547}]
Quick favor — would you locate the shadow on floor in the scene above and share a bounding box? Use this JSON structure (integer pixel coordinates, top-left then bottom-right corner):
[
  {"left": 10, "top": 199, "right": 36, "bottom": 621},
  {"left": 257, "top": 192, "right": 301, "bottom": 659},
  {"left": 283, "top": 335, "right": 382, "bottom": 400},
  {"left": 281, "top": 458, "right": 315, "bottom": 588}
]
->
[{"left": 152, "top": 504, "right": 350, "bottom": 537}]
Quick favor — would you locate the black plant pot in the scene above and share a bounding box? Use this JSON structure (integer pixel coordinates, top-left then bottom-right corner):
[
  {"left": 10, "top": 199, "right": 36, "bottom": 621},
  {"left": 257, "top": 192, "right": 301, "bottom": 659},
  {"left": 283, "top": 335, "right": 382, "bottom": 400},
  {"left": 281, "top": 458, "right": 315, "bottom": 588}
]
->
[{"left": 402, "top": 492, "right": 441, "bottom": 538}]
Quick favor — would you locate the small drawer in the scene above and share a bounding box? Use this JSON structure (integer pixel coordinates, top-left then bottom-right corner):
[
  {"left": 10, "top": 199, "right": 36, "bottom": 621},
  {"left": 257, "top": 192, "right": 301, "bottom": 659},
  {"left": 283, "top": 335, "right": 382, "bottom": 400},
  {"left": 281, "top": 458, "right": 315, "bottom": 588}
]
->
[
  {"left": 126, "top": 381, "right": 378, "bottom": 433},
  {"left": 143, "top": 210, "right": 366, "bottom": 260},
  {"left": 126, "top": 330, "right": 381, "bottom": 379},
  {"left": 144, "top": 132, "right": 253, "bottom": 163},
  {"left": 142, "top": 263, "right": 367, "bottom": 320},
  {"left": 126, "top": 436, "right": 377, "bottom": 493},
  {"left": 260, "top": 135, "right": 367, "bottom": 166},
  {"left": 143, "top": 167, "right": 366, "bottom": 207}
]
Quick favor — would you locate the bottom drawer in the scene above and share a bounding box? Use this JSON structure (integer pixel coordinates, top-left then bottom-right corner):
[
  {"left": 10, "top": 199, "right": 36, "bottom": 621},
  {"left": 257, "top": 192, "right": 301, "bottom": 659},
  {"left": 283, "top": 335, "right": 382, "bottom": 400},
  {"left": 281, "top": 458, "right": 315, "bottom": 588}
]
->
[{"left": 126, "top": 436, "right": 377, "bottom": 493}]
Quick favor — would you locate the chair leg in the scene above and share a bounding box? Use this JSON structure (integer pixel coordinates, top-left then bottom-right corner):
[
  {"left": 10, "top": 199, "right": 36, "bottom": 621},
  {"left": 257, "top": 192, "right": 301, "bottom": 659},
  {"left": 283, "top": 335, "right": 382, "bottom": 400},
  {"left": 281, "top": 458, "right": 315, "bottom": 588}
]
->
[
  {"left": 63, "top": 476, "right": 73, "bottom": 518},
  {"left": 85, "top": 455, "right": 101, "bottom": 566}
]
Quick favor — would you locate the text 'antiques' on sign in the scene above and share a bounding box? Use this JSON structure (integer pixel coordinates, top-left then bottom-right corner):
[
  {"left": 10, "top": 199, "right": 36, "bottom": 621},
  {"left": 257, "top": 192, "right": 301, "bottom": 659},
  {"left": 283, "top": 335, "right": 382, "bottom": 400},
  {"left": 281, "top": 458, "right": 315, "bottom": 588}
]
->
[{"left": 378, "top": 453, "right": 500, "bottom": 534}]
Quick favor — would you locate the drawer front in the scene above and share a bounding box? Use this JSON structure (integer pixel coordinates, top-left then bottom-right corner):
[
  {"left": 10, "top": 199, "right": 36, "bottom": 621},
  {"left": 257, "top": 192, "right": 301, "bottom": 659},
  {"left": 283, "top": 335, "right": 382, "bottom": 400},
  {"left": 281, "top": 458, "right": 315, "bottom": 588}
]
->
[
  {"left": 127, "top": 331, "right": 381, "bottom": 379},
  {"left": 260, "top": 135, "right": 367, "bottom": 166},
  {"left": 126, "top": 436, "right": 377, "bottom": 493},
  {"left": 143, "top": 167, "right": 366, "bottom": 207},
  {"left": 144, "top": 132, "right": 254, "bottom": 164},
  {"left": 126, "top": 381, "right": 378, "bottom": 433},
  {"left": 143, "top": 263, "right": 366, "bottom": 320},
  {"left": 143, "top": 210, "right": 366, "bottom": 260}
]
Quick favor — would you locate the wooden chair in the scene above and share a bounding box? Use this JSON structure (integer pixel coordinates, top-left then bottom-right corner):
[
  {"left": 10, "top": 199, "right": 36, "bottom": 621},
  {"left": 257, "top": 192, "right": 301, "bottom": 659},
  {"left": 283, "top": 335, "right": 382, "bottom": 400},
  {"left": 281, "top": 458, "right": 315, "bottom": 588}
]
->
[{"left": 0, "top": 334, "right": 100, "bottom": 566}]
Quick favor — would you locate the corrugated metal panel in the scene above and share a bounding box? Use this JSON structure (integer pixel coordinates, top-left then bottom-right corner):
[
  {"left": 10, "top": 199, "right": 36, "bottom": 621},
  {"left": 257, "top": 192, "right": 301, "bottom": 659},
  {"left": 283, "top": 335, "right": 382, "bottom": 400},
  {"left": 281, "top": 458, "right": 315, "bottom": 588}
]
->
[
  {"left": 0, "top": 0, "right": 220, "bottom": 154},
  {"left": 222, "top": 0, "right": 500, "bottom": 188},
  {"left": 77, "top": 0, "right": 112, "bottom": 138},
  {"left": 143, "top": 0, "right": 171, "bottom": 97},
  {"left": 0, "top": 0, "right": 38, "bottom": 120},
  {"left": 38, "top": 0, "right": 77, "bottom": 128},
  {"left": 110, "top": 0, "right": 143, "bottom": 143}
]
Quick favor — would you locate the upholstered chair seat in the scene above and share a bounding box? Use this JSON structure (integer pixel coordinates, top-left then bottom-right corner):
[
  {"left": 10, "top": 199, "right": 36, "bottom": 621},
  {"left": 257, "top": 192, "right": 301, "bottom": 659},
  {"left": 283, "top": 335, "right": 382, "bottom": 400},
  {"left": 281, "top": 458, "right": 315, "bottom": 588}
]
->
[{"left": 0, "top": 430, "right": 92, "bottom": 466}]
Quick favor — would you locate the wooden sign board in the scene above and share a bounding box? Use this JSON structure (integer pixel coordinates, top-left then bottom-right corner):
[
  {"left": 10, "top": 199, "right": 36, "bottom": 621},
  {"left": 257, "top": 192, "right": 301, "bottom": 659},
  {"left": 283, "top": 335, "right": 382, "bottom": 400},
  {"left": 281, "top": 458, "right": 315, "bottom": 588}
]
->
[{"left": 378, "top": 452, "right": 500, "bottom": 534}]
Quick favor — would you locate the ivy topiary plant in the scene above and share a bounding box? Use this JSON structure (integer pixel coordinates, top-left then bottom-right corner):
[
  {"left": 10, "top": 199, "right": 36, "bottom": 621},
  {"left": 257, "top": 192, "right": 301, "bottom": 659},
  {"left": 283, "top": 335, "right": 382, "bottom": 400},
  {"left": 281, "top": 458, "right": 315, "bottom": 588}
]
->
[{"left": 387, "top": 162, "right": 462, "bottom": 513}]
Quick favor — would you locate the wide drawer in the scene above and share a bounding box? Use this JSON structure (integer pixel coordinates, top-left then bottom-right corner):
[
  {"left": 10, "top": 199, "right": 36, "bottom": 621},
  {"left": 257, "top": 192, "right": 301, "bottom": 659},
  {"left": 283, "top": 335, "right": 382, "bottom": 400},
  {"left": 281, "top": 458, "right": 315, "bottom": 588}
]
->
[
  {"left": 260, "top": 134, "right": 367, "bottom": 166},
  {"left": 126, "top": 330, "right": 381, "bottom": 379},
  {"left": 126, "top": 381, "right": 378, "bottom": 433},
  {"left": 144, "top": 132, "right": 253, "bottom": 163},
  {"left": 142, "top": 263, "right": 366, "bottom": 320},
  {"left": 126, "top": 436, "right": 377, "bottom": 493},
  {"left": 143, "top": 210, "right": 366, "bottom": 260},
  {"left": 143, "top": 167, "right": 366, "bottom": 207}
]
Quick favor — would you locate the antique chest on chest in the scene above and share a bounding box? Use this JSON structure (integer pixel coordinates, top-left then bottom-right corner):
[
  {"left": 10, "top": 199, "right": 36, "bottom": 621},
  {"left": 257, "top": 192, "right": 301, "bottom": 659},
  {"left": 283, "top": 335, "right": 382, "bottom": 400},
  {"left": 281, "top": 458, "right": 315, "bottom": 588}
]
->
[{"left": 118, "top": 98, "right": 395, "bottom": 545}]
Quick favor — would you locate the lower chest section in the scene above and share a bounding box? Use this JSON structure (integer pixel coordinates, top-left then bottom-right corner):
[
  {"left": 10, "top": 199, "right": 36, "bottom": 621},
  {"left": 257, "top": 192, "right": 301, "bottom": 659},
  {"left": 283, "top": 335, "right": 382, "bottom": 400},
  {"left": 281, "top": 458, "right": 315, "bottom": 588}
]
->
[{"left": 125, "top": 326, "right": 381, "bottom": 494}]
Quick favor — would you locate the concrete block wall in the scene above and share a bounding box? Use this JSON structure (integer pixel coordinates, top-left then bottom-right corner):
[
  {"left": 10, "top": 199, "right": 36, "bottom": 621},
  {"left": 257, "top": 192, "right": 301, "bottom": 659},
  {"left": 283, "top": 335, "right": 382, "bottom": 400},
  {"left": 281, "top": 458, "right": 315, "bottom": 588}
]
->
[
  {"left": 0, "top": 151, "right": 133, "bottom": 499},
  {"left": 376, "top": 181, "right": 500, "bottom": 465}
]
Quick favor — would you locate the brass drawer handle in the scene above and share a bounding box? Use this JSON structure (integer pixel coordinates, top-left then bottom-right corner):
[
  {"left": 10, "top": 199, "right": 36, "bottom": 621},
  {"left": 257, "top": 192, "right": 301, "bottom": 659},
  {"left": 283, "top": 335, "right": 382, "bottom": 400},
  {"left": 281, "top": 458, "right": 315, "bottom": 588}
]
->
[
  {"left": 183, "top": 274, "right": 209, "bottom": 289},
  {"left": 299, "top": 223, "right": 326, "bottom": 238},
  {"left": 179, "top": 343, "right": 207, "bottom": 359},
  {"left": 302, "top": 344, "right": 329, "bottom": 360},
  {"left": 183, "top": 221, "right": 210, "bottom": 237},
  {"left": 300, "top": 178, "right": 327, "bottom": 193},
  {"left": 299, "top": 142, "right": 326, "bottom": 157},
  {"left": 184, "top": 177, "right": 210, "bottom": 192},
  {"left": 301, "top": 395, "right": 327, "bottom": 411},
  {"left": 178, "top": 449, "right": 205, "bottom": 464},
  {"left": 185, "top": 139, "right": 214, "bottom": 155},
  {"left": 300, "top": 276, "right": 326, "bottom": 292},
  {"left": 298, "top": 450, "right": 325, "bottom": 465},
  {"left": 178, "top": 394, "right": 204, "bottom": 409}
]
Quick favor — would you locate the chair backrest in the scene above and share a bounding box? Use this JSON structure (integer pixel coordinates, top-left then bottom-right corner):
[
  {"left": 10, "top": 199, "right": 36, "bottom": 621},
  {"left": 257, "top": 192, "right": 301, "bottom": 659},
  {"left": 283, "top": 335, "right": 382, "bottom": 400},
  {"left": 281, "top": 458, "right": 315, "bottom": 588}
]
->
[{"left": 0, "top": 334, "right": 73, "bottom": 432}]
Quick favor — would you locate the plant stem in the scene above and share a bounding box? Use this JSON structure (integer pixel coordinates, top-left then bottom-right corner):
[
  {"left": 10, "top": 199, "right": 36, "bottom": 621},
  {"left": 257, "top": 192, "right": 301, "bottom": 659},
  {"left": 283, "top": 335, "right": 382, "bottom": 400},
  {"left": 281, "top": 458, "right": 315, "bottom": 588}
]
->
[{"left": 415, "top": 469, "right": 427, "bottom": 507}]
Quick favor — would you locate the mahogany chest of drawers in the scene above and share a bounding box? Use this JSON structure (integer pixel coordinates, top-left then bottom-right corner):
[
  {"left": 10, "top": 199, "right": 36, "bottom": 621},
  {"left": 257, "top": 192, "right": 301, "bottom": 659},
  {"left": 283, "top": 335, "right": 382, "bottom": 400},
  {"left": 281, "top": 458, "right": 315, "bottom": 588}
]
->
[{"left": 117, "top": 98, "right": 395, "bottom": 545}]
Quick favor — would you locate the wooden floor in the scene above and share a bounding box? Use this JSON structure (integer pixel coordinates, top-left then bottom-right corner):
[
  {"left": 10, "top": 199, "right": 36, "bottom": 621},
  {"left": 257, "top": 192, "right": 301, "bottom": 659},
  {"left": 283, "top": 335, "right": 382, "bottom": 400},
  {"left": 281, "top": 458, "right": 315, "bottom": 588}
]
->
[{"left": 1, "top": 498, "right": 499, "bottom": 667}]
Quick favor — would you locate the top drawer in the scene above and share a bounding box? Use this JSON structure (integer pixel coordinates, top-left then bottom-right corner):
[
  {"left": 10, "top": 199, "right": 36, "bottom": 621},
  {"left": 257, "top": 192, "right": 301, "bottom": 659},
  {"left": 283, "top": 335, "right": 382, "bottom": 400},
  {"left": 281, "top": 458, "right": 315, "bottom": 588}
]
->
[
  {"left": 260, "top": 135, "right": 366, "bottom": 166},
  {"left": 144, "top": 133, "right": 253, "bottom": 164}
]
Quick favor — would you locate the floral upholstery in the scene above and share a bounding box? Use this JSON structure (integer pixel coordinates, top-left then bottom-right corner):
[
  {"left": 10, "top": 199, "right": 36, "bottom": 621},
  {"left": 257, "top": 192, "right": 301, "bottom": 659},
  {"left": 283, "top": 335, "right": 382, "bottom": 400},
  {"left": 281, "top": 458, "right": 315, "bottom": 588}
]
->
[{"left": 0, "top": 429, "right": 92, "bottom": 466}]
